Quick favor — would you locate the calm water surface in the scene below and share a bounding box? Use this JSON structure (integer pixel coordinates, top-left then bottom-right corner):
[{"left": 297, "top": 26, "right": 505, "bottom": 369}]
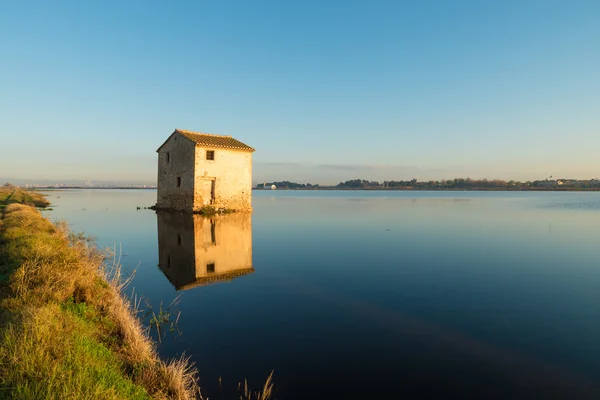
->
[{"left": 43, "top": 190, "right": 600, "bottom": 398}]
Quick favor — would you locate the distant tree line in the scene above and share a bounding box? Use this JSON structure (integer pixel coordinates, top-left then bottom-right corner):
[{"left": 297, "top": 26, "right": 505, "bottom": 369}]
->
[
  {"left": 337, "top": 179, "right": 384, "bottom": 188},
  {"left": 337, "top": 178, "right": 600, "bottom": 190},
  {"left": 256, "top": 181, "right": 319, "bottom": 189},
  {"left": 256, "top": 178, "right": 600, "bottom": 190}
]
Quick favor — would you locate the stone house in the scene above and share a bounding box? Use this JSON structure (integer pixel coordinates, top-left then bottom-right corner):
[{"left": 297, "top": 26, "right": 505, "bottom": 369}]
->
[
  {"left": 156, "top": 129, "right": 255, "bottom": 212},
  {"left": 157, "top": 212, "right": 253, "bottom": 290}
]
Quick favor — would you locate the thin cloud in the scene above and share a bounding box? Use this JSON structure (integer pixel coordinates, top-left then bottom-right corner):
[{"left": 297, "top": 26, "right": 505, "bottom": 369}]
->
[
  {"left": 254, "top": 162, "right": 306, "bottom": 168},
  {"left": 316, "top": 163, "right": 438, "bottom": 172}
]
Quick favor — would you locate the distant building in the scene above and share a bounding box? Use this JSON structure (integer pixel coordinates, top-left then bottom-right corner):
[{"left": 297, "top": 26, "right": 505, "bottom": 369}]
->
[
  {"left": 157, "top": 212, "right": 254, "bottom": 290},
  {"left": 156, "top": 129, "right": 255, "bottom": 212}
]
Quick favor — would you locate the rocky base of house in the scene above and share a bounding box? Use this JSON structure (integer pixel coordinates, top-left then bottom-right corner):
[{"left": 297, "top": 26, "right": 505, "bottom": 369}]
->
[
  {"left": 194, "top": 205, "right": 236, "bottom": 215},
  {"left": 150, "top": 204, "right": 252, "bottom": 215}
]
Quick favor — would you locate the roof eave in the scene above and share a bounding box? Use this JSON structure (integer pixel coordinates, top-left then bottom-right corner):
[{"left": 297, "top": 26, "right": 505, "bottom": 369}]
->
[
  {"left": 194, "top": 144, "right": 255, "bottom": 153},
  {"left": 156, "top": 130, "right": 197, "bottom": 152}
]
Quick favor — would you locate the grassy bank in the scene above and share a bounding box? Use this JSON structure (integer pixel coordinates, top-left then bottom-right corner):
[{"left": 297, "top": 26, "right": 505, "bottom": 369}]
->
[
  {"left": 0, "top": 188, "right": 198, "bottom": 399},
  {"left": 0, "top": 186, "right": 50, "bottom": 210}
]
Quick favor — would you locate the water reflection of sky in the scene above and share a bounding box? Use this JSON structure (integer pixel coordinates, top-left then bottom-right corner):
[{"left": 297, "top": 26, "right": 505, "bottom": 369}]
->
[{"left": 44, "top": 190, "right": 600, "bottom": 398}]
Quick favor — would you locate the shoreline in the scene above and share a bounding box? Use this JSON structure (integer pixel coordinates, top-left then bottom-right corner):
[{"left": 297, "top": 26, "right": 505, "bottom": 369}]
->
[
  {"left": 253, "top": 187, "right": 600, "bottom": 191},
  {"left": 22, "top": 186, "right": 600, "bottom": 192}
]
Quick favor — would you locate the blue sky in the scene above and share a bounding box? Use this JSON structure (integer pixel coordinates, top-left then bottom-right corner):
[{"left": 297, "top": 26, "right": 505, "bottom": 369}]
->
[{"left": 1, "top": 0, "right": 599, "bottom": 184}]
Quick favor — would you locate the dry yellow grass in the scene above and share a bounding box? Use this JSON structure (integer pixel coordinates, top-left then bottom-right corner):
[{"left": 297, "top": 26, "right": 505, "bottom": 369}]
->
[
  {"left": 0, "top": 202, "right": 200, "bottom": 399},
  {"left": 0, "top": 186, "right": 50, "bottom": 209}
]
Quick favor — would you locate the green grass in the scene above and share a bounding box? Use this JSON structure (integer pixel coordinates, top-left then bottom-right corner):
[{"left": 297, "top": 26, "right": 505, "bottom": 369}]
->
[
  {"left": 197, "top": 205, "right": 236, "bottom": 215},
  {"left": 2, "top": 303, "right": 151, "bottom": 400},
  {"left": 198, "top": 205, "right": 217, "bottom": 215}
]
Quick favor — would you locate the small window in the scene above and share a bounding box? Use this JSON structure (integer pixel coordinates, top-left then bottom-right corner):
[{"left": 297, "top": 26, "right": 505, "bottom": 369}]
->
[
  {"left": 176, "top": 177, "right": 181, "bottom": 188},
  {"left": 206, "top": 150, "right": 215, "bottom": 160},
  {"left": 206, "top": 263, "right": 215, "bottom": 273},
  {"left": 166, "top": 152, "right": 170, "bottom": 163},
  {"left": 177, "top": 234, "right": 181, "bottom": 246}
]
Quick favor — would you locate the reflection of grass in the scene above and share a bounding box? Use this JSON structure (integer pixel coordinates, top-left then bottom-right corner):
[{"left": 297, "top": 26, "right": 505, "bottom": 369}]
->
[
  {"left": 142, "top": 295, "right": 182, "bottom": 342},
  {"left": 238, "top": 371, "right": 275, "bottom": 400}
]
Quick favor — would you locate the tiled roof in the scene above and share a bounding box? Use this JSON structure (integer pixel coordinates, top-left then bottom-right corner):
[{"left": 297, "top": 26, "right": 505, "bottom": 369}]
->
[{"left": 175, "top": 129, "right": 255, "bottom": 152}]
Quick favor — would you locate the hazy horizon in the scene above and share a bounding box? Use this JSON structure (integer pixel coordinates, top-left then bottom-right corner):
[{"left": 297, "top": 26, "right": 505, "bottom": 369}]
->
[
  {"left": 2, "top": 1, "right": 599, "bottom": 181},
  {"left": 4, "top": 161, "right": 600, "bottom": 188}
]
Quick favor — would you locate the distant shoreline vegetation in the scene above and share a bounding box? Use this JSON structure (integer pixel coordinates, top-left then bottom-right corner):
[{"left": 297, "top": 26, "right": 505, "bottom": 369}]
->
[
  {"left": 255, "top": 178, "right": 600, "bottom": 191},
  {"left": 6, "top": 178, "right": 600, "bottom": 191}
]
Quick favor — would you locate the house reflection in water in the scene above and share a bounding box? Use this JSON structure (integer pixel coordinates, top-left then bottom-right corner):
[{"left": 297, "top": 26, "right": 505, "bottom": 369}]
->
[{"left": 157, "top": 212, "right": 253, "bottom": 290}]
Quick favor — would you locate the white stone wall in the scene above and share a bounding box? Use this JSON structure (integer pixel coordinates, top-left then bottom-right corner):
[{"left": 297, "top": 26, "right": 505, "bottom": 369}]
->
[{"left": 193, "top": 147, "right": 253, "bottom": 211}]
